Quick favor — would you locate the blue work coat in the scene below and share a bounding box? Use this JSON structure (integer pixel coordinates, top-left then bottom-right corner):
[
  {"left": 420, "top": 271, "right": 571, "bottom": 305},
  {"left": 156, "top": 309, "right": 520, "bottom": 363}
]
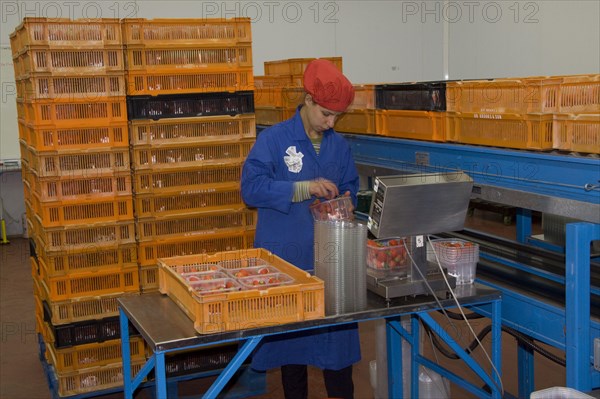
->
[{"left": 241, "top": 107, "right": 361, "bottom": 371}]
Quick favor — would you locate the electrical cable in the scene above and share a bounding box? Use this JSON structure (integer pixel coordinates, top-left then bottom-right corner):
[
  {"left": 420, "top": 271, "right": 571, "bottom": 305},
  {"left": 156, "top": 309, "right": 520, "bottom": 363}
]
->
[{"left": 427, "top": 235, "right": 505, "bottom": 397}]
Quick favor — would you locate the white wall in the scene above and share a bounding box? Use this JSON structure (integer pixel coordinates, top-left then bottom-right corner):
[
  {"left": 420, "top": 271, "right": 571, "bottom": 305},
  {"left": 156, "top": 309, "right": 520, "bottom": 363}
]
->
[{"left": 1, "top": 0, "right": 598, "bottom": 161}]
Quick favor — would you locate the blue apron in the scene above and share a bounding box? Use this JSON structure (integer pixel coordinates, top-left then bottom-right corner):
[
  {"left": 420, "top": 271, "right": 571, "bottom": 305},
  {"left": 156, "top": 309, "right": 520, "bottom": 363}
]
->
[{"left": 241, "top": 108, "right": 361, "bottom": 370}]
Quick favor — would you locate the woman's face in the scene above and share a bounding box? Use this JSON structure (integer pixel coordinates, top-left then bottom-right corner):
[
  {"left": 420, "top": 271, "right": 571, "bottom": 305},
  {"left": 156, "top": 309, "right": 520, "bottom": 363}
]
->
[{"left": 304, "top": 95, "right": 343, "bottom": 134}]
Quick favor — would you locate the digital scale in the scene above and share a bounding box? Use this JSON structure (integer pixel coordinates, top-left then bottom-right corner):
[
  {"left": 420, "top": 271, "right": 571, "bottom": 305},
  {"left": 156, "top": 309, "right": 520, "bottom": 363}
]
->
[{"left": 366, "top": 172, "right": 474, "bottom": 300}]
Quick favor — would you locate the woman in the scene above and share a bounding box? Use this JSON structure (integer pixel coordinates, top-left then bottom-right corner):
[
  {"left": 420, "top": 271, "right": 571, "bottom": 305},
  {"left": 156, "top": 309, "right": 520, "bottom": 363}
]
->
[{"left": 241, "top": 59, "right": 360, "bottom": 399}]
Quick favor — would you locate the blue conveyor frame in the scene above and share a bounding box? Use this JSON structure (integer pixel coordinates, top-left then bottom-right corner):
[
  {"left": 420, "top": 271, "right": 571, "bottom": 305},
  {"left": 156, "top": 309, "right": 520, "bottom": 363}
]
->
[{"left": 342, "top": 133, "right": 600, "bottom": 397}]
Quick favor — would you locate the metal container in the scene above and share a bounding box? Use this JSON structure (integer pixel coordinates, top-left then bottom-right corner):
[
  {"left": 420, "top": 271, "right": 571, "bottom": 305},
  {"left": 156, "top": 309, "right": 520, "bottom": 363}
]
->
[{"left": 367, "top": 172, "right": 474, "bottom": 238}]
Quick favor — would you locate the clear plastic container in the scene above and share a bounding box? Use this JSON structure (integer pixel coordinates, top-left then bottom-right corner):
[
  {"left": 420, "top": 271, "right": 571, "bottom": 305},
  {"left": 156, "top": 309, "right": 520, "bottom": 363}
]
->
[
  {"left": 310, "top": 196, "right": 354, "bottom": 221},
  {"left": 366, "top": 237, "right": 410, "bottom": 277},
  {"left": 226, "top": 265, "right": 279, "bottom": 278},
  {"left": 182, "top": 271, "right": 230, "bottom": 283},
  {"left": 189, "top": 277, "right": 242, "bottom": 295},
  {"left": 237, "top": 272, "right": 295, "bottom": 290},
  {"left": 431, "top": 239, "right": 479, "bottom": 285},
  {"left": 530, "top": 387, "right": 594, "bottom": 399}
]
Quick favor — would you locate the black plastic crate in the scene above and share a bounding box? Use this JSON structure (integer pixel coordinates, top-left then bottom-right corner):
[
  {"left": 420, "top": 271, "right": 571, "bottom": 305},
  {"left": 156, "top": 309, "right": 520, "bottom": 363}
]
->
[
  {"left": 375, "top": 82, "right": 447, "bottom": 111},
  {"left": 163, "top": 344, "right": 244, "bottom": 378},
  {"left": 42, "top": 301, "right": 139, "bottom": 348},
  {"left": 127, "top": 91, "right": 255, "bottom": 120}
]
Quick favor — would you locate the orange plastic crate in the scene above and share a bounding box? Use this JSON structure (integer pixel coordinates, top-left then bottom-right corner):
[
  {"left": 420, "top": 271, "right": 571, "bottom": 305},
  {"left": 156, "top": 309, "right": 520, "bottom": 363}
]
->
[
  {"left": 38, "top": 243, "right": 137, "bottom": 278},
  {"left": 254, "top": 75, "right": 292, "bottom": 89},
  {"left": 30, "top": 171, "right": 132, "bottom": 202},
  {"left": 15, "top": 46, "right": 125, "bottom": 78},
  {"left": 30, "top": 191, "right": 133, "bottom": 228},
  {"left": 254, "top": 88, "right": 283, "bottom": 107},
  {"left": 126, "top": 68, "right": 254, "bottom": 95},
  {"left": 26, "top": 147, "right": 130, "bottom": 178},
  {"left": 158, "top": 248, "right": 325, "bottom": 334},
  {"left": 255, "top": 107, "right": 294, "bottom": 126},
  {"left": 125, "top": 44, "right": 253, "bottom": 72},
  {"left": 350, "top": 84, "right": 376, "bottom": 110},
  {"left": 264, "top": 57, "right": 342, "bottom": 76},
  {"left": 553, "top": 114, "right": 600, "bottom": 154},
  {"left": 140, "top": 265, "right": 159, "bottom": 292},
  {"left": 22, "top": 122, "right": 128, "bottom": 151},
  {"left": 376, "top": 110, "right": 446, "bottom": 142},
  {"left": 32, "top": 217, "right": 136, "bottom": 252},
  {"left": 41, "top": 264, "right": 140, "bottom": 301},
  {"left": 133, "top": 187, "right": 245, "bottom": 218},
  {"left": 17, "top": 73, "right": 126, "bottom": 101},
  {"left": 122, "top": 18, "right": 252, "bottom": 46},
  {"left": 448, "top": 112, "right": 554, "bottom": 150},
  {"left": 133, "top": 164, "right": 242, "bottom": 195},
  {"left": 129, "top": 114, "right": 256, "bottom": 146},
  {"left": 46, "top": 337, "right": 145, "bottom": 373},
  {"left": 20, "top": 97, "right": 127, "bottom": 128},
  {"left": 53, "top": 361, "right": 145, "bottom": 397},
  {"left": 11, "top": 18, "right": 123, "bottom": 50},
  {"left": 138, "top": 230, "right": 249, "bottom": 267},
  {"left": 335, "top": 109, "right": 376, "bottom": 134},
  {"left": 131, "top": 140, "right": 254, "bottom": 170},
  {"left": 555, "top": 75, "right": 600, "bottom": 113},
  {"left": 281, "top": 87, "right": 305, "bottom": 109},
  {"left": 41, "top": 292, "right": 139, "bottom": 326},
  {"left": 137, "top": 209, "right": 257, "bottom": 242}
]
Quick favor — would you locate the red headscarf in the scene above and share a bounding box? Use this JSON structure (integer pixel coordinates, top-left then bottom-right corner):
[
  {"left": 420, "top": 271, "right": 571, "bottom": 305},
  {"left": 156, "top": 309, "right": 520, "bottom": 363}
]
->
[{"left": 303, "top": 59, "right": 354, "bottom": 112}]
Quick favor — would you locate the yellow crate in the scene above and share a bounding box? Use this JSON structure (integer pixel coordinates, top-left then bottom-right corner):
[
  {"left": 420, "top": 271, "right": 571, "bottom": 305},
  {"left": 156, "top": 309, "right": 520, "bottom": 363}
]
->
[
  {"left": 17, "top": 73, "right": 126, "bottom": 101},
  {"left": 376, "top": 110, "right": 446, "bottom": 142},
  {"left": 30, "top": 171, "right": 132, "bottom": 202},
  {"left": 138, "top": 230, "right": 249, "bottom": 267},
  {"left": 122, "top": 18, "right": 252, "bottom": 46},
  {"left": 125, "top": 44, "right": 253, "bottom": 72},
  {"left": 53, "top": 361, "right": 145, "bottom": 397},
  {"left": 126, "top": 68, "right": 254, "bottom": 96},
  {"left": 30, "top": 191, "right": 134, "bottom": 228},
  {"left": 32, "top": 217, "right": 136, "bottom": 252},
  {"left": 158, "top": 248, "right": 325, "bottom": 334},
  {"left": 22, "top": 122, "right": 128, "bottom": 151},
  {"left": 19, "top": 97, "right": 127, "bottom": 128},
  {"left": 133, "top": 187, "right": 245, "bottom": 218},
  {"left": 555, "top": 75, "right": 599, "bottom": 113},
  {"left": 335, "top": 109, "right": 376, "bottom": 134},
  {"left": 15, "top": 46, "right": 125, "bottom": 79},
  {"left": 38, "top": 243, "right": 137, "bottom": 277},
  {"left": 553, "top": 114, "right": 600, "bottom": 154},
  {"left": 11, "top": 18, "right": 123, "bottom": 51},
  {"left": 350, "top": 84, "right": 376, "bottom": 110},
  {"left": 133, "top": 164, "right": 242, "bottom": 195},
  {"left": 281, "top": 87, "right": 305, "bottom": 109},
  {"left": 41, "top": 264, "right": 140, "bottom": 301},
  {"left": 26, "top": 147, "right": 130, "bottom": 178},
  {"left": 130, "top": 114, "right": 255, "bottom": 146},
  {"left": 137, "top": 209, "right": 257, "bottom": 242},
  {"left": 264, "top": 57, "right": 342, "bottom": 76},
  {"left": 46, "top": 337, "right": 145, "bottom": 373},
  {"left": 448, "top": 112, "right": 554, "bottom": 150},
  {"left": 131, "top": 140, "right": 254, "bottom": 171}
]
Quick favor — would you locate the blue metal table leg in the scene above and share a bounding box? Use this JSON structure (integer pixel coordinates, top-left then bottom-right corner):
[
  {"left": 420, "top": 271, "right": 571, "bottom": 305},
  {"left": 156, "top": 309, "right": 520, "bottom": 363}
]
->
[
  {"left": 411, "top": 315, "right": 420, "bottom": 399},
  {"left": 387, "top": 319, "right": 407, "bottom": 399},
  {"left": 491, "top": 299, "right": 502, "bottom": 399},
  {"left": 155, "top": 350, "right": 167, "bottom": 399},
  {"left": 120, "top": 308, "right": 133, "bottom": 399},
  {"left": 518, "top": 343, "right": 534, "bottom": 399},
  {"left": 203, "top": 336, "right": 263, "bottom": 399},
  {"left": 566, "top": 222, "right": 600, "bottom": 391}
]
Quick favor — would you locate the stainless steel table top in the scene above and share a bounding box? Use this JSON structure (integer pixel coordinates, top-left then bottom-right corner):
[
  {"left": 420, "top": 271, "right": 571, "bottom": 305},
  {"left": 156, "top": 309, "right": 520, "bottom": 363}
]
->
[{"left": 118, "top": 284, "right": 500, "bottom": 351}]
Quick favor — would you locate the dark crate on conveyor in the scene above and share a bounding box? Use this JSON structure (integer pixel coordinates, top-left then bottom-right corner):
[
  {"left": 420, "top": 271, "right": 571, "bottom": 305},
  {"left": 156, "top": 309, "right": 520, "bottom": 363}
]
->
[
  {"left": 126, "top": 91, "right": 255, "bottom": 120},
  {"left": 375, "top": 81, "right": 447, "bottom": 111}
]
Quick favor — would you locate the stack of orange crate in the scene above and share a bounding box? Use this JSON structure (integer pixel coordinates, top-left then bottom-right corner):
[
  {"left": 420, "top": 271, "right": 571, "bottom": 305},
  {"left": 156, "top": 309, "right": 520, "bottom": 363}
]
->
[
  {"left": 445, "top": 75, "right": 599, "bottom": 153},
  {"left": 254, "top": 57, "right": 343, "bottom": 125},
  {"left": 10, "top": 17, "right": 144, "bottom": 396},
  {"left": 121, "top": 18, "right": 258, "bottom": 292}
]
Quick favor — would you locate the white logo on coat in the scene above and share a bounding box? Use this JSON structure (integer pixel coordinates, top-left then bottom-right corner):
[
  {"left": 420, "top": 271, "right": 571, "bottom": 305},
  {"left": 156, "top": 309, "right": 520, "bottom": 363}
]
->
[{"left": 284, "top": 146, "right": 304, "bottom": 173}]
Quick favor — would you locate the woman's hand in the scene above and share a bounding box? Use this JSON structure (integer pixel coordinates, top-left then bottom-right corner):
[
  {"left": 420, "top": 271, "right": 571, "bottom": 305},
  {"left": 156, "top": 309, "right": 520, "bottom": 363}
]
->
[{"left": 309, "top": 179, "right": 339, "bottom": 200}]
